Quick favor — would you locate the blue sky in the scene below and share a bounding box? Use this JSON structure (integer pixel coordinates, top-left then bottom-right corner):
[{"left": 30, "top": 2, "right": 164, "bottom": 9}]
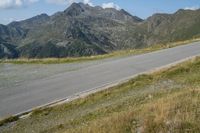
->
[{"left": 0, "top": 0, "right": 199, "bottom": 24}]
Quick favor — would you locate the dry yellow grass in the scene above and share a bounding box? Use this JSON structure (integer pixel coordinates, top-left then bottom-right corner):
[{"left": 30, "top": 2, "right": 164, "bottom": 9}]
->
[{"left": 64, "top": 88, "right": 200, "bottom": 133}]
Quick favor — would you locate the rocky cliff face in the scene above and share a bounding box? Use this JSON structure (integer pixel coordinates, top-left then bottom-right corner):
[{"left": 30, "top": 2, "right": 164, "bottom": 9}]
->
[{"left": 0, "top": 3, "right": 200, "bottom": 58}]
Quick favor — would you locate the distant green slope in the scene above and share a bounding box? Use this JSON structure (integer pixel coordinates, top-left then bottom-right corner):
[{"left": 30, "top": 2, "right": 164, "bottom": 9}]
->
[{"left": 1, "top": 38, "right": 199, "bottom": 64}]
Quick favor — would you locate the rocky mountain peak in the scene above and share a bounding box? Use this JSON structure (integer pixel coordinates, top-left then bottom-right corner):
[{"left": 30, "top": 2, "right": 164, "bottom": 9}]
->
[
  {"left": 64, "top": 2, "right": 87, "bottom": 16},
  {"left": 63, "top": 3, "right": 143, "bottom": 23},
  {"left": 174, "top": 8, "right": 200, "bottom": 15}
]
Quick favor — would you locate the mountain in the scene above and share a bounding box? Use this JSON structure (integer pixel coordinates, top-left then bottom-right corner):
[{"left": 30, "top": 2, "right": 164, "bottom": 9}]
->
[
  {"left": 0, "top": 3, "right": 200, "bottom": 58},
  {"left": 141, "top": 9, "right": 200, "bottom": 45},
  {"left": 0, "top": 42, "right": 18, "bottom": 58}
]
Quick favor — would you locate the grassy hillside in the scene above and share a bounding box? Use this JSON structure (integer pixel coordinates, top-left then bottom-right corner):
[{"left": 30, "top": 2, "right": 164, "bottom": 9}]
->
[{"left": 1, "top": 57, "right": 200, "bottom": 132}]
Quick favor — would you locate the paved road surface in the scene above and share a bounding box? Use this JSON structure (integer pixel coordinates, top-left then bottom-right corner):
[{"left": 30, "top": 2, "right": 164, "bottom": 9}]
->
[{"left": 0, "top": 42, "right": 200, "bottom": 118}]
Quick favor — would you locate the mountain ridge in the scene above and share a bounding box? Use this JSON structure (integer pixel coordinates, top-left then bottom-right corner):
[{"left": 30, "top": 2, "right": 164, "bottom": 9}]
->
[{"left": 0, "top": 2, "right": 200, "bottom": 58}]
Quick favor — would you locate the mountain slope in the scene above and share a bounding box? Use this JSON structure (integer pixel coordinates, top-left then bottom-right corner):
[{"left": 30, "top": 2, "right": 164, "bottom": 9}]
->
[
  {"left": 0, "top": 41, "right": 18, "bottom": 58},
  {"left": 6, "top": 3, "right": 144, "bottom": 58},
  {"left": 141, "top": 9, "right": 200, "bottom": 45},
  {"left": 0, "top": 3, "right": 200, "bottom": 58}
]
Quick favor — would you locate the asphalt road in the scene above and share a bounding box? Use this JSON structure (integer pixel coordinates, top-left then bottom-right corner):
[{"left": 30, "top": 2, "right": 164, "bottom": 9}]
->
[{"left": 0, "top": 42, "right": 200, "bottom": 118}]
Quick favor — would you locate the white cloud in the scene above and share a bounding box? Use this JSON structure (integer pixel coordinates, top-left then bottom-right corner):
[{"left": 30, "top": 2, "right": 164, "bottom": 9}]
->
[
  {"left": 46, "top": 0, "right": 76, "bottom": 5},
  {"left": 0, "top": 0, "right": 95, "bottom": 9},
  {"left": 184, "top": 6, "right": 199, "bottom": 10},
  {"left": 0, "top": 0, "right": 38, "bottom": 9},
  {"left": 102, "top": 2, "right": 120, "bottom": 10},
  {"left": 83, "top": 0, "right": 93, "bottom": 6}
]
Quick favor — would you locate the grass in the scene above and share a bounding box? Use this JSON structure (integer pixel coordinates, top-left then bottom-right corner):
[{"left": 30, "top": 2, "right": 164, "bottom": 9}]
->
[
  {"left": 0, "top": 116, "right": 19, "bottom": 127},
  {"left": 1, "top": 57, "right": 200, "bottom": 132},
  {"left": 1, "top": 37, "right": 200, "bottom": 64}
]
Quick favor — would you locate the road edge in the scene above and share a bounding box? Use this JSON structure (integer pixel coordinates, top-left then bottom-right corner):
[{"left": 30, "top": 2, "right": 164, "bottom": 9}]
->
[{"left": 0, "top": 54, "right": 199, "bottom": 125}]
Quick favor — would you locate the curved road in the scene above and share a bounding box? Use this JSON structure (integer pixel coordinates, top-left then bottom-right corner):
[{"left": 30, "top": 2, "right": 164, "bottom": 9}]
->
[{"left": 0, "top": 42, "right": 200, "bottom": 118}]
